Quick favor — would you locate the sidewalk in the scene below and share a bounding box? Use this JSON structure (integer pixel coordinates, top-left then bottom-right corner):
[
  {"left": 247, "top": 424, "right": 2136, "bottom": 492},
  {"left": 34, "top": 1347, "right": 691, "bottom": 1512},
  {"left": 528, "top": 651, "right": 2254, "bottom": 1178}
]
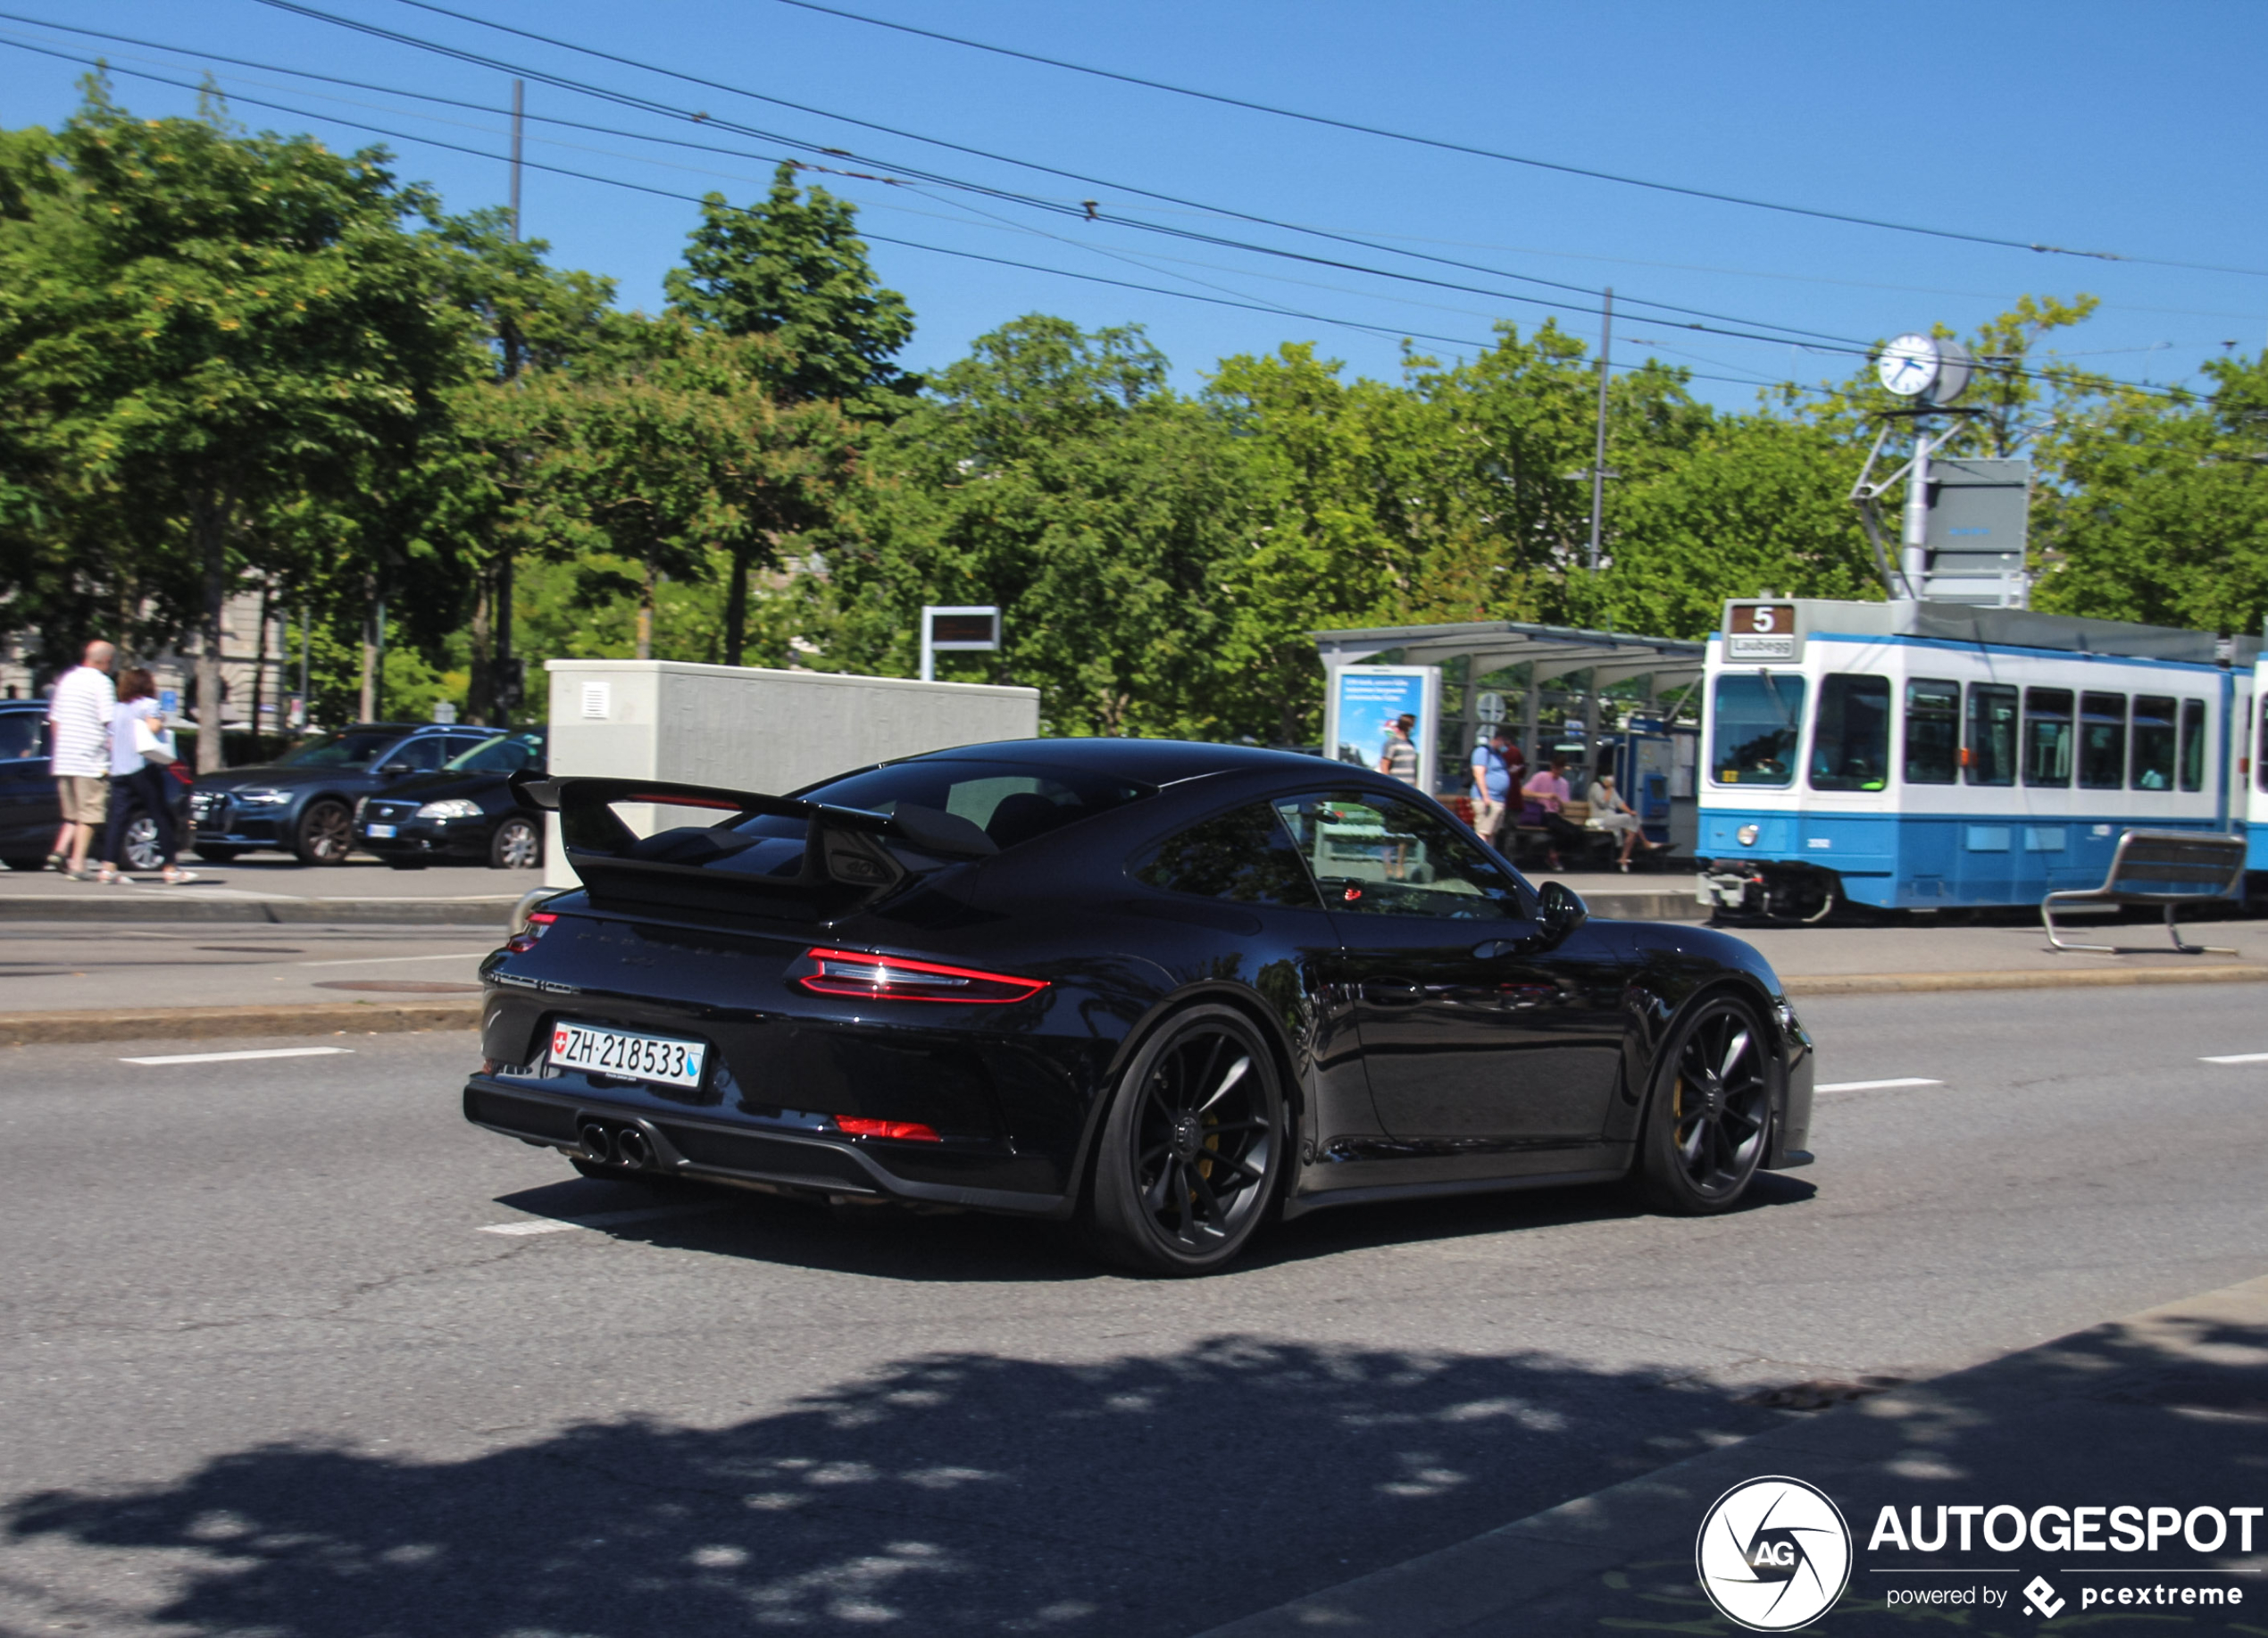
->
[
  {"left": 0, "top": 857, "right": 539, "bottom": 925},
  {"left": 1200, "top": 1272, "right": 2268, "bottom": 1635}
]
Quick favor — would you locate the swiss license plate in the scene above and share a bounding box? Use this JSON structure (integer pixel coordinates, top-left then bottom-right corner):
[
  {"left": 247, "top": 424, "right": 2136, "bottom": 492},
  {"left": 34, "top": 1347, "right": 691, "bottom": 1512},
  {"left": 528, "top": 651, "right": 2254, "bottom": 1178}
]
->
[
  {"left": 548, "top": 1020, "right": 707, "bottom": 1089},
  {"left": 365, "top": 823, "right": 397, "bottom": 839}
]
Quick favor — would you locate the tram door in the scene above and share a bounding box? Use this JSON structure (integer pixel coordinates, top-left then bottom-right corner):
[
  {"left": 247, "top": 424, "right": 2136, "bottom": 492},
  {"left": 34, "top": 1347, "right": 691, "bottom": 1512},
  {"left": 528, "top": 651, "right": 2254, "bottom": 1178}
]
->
[{"left": 1960, "top": 681, "right": 2021, "bottom": 902}]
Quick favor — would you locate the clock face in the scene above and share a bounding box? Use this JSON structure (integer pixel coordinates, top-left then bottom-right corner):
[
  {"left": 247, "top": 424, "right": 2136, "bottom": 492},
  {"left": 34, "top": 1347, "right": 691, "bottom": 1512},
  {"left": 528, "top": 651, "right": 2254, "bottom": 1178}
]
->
[{"left": 1878, "top": 333, "right": 1939, "bottom": 397}]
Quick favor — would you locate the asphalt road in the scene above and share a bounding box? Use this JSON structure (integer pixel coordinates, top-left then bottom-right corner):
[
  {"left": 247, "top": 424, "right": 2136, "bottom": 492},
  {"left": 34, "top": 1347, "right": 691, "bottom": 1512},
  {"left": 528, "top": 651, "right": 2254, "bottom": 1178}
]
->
[
  {"left": 2, "top": 984, "right": 2264, "bottom": 1635},
  {"left": 0, "top": 924, "right": 495, "bottom": 1013}
]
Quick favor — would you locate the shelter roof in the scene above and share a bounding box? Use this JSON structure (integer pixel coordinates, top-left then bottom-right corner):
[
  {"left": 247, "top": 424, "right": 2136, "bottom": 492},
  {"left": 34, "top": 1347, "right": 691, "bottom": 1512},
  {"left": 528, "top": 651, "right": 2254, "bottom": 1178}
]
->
[{"left": 1312, "top": 620, "right": 1705, "bottom": 692}]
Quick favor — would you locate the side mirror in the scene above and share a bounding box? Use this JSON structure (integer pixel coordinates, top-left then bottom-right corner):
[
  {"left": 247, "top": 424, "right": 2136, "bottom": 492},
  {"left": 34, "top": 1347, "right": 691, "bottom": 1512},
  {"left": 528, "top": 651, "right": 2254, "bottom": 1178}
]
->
[
  {"left": 379, "top": 760, "right": 413, "bottom": 778},
  {"left": 1535, "top": 878, "right": 1588, "bottom": 946}
]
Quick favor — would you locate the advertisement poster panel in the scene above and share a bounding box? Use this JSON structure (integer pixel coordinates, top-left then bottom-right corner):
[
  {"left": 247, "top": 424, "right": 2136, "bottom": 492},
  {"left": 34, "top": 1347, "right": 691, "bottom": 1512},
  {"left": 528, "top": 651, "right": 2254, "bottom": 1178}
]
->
[{"left": 1325, "top": 665, "right": 1440, "bottom": 792}]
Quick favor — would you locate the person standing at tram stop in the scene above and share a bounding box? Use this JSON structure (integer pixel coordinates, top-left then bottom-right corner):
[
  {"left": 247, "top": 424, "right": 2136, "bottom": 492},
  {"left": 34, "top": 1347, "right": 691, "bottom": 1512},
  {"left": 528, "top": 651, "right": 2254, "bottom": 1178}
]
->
[
  {"left": 45, "top": 639, "right": 114, "bottom": 880},
  {"left": 1377, "top": 713, "right": 1421, "bottom": 786},
  {"left": 1469, "top": 726, "right": 1521, "bottom": 848},
  {"left": 97, "top": 667, "right": 193, "bottom": 886},
  {"left": 1521, "top": 753, "right": 1585, "bottom": 872}
]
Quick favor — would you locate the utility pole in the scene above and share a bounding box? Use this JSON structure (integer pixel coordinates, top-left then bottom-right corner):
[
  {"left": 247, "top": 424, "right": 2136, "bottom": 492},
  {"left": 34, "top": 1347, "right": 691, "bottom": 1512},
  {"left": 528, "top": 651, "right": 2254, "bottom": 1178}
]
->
[
  {"left": 509, "top": 79, "right": 524, "bottom": 241},
  {"left": 1587, "top": 287, "right": 1613, "bottom": 574}
]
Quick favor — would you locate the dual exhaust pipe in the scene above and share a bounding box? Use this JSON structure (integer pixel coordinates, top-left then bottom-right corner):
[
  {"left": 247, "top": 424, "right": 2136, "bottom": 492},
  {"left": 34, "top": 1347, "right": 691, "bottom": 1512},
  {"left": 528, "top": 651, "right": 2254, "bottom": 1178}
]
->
[{"left": 579, "top": 1119, "right": 654, "bottom": 1171}]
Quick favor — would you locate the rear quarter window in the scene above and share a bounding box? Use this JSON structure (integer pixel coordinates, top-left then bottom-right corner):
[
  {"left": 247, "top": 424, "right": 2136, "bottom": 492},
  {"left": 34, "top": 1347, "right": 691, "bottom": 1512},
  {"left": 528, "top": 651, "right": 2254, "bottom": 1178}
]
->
[{"left": 1130, "top": 804, "right": 1322, "bottom": 908}]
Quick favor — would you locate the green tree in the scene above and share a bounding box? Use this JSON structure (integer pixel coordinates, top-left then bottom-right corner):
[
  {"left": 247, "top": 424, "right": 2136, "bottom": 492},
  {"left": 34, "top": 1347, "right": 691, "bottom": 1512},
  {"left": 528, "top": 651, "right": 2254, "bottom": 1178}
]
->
[
  {"left": 2037, "top": 351, "right": 2268, "bottom": 632},
  {"left": 828, "top": 316, "right": 1249, "bottom": 735},
  {"left": 526, "top": 321, "right": 859, "bottom": 662},
  {"left": 663, "top": 163, "right": 914, "bottom": 665},
  {"left": 0, "top": 83, "right": 480, "bottom": 767}
]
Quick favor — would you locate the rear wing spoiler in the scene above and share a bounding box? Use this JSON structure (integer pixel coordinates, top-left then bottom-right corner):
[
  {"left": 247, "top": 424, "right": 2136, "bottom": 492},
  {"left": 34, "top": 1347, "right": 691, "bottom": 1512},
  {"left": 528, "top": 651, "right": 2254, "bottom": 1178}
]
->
[{"left": 509, "top": 773, "right": 995, "bottom": 918}]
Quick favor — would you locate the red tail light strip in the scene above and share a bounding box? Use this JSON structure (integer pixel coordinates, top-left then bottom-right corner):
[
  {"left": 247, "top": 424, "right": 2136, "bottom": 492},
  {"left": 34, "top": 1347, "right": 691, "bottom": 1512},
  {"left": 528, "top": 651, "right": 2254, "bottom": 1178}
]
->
[
  {"left": 502, "top": 910, "right": 558, "bottom": 955},
  {"left": 795, "top": 947, "right": 1048, "bottom": 1005},
  {"left": 833, "top": 1117, "right": 942, "bottom": 1142}
]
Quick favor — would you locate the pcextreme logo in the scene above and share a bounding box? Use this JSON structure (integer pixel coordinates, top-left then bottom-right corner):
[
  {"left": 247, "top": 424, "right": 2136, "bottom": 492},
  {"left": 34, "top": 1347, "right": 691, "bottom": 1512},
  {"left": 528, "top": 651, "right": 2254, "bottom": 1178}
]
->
[{"left": 1696, "top": 1476, "right": 1855, "bottom": 1631}]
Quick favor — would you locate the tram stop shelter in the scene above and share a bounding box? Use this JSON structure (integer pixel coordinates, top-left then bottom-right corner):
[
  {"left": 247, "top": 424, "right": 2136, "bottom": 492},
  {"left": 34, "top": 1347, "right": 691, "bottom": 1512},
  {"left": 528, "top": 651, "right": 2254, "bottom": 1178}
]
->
[{"left": 1313, "top": 618, "right": 1708, "bottom": 847}]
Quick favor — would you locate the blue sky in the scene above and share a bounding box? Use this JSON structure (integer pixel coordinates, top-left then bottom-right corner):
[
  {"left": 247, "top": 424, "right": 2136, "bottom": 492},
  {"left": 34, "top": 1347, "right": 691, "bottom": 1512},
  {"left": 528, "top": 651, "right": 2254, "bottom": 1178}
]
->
[{"left": 4, "top": 1, "right": 2266, "bottom": 409}]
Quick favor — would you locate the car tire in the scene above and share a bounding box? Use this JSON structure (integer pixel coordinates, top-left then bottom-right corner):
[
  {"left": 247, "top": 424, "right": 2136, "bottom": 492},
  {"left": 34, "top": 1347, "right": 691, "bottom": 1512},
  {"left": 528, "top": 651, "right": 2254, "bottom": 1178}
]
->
[
  {"left": 1634, "top": 994, "right": 1773, "bottom": 1216},
  {"left": 488, "top": 815, "right": 541, "bottom": 871},
  {"left": 1087, "top": 1004, "right": 1284, "bottom": 1276},
  {"left": 193, "top": 844, "right": 244, "bottom": 865},
  {"left": 292, "top": 798, "right": 354, "bottom": 866},
  {"left": 122, "top": 813, "right": 163, "bottom": 873}
]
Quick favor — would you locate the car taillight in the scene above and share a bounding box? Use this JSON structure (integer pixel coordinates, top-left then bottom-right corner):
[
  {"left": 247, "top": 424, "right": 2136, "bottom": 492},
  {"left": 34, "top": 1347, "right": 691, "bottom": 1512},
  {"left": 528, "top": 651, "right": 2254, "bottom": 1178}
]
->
[
  {"left": 833, "top": 1116, "right": 942, "bottom": 1142},
  {"left": 794, "top": 947, "right": 1047, "bottom": 1005},
  {"left": 502, "top": 911, "right": 557, "bottom": 955}
]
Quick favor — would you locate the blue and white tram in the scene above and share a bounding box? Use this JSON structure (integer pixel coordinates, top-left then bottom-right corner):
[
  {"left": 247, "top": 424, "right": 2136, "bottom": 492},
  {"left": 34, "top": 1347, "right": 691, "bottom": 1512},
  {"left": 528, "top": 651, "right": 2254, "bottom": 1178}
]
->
[{"left": 1696, "top": 599, "right": 2260, "bottom": 919}]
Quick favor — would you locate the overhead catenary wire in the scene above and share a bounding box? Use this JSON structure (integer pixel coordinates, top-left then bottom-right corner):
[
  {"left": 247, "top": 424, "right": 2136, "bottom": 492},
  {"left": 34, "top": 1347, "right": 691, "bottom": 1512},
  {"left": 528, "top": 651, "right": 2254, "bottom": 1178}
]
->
[
  {"left": 0, "top": 26, "right": 2217, "bottom": 405},
  {"left": 243, "top": 0, "right": 2218, "bottom": 399},
  {"left": 763, "top": 0, "right": 2268, "bottom": 281},
  {"left": 246, "top": 0, "right": 1900, "bottom": 351}
]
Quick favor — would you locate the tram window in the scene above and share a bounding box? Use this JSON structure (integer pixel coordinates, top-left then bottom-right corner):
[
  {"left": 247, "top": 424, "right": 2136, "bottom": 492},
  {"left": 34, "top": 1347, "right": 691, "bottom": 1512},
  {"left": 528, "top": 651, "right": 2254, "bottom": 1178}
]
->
[
  {"left": 1808, "top": 674, "right": 1890, "bottom": 790},
  {"left": 1709, "top": 672, "right": 1805, "bottom": 787},
  {"left": 2023, "top": 689, "right": 2073, "bottom": 787},
  {"left": 1965, "top": 683, "right": 2018, "bottom": 787},
  {"left": 1904, "top": 680, "right": 1960, "bottom": 784},
  {"left": 2078, "top": 693, "right": 2127, "bottom": 789},
  {"left": 2258, "top": 698, "right": 2268, "bottom": 792},
  {"left": 2180, "top": 700, "right": 2207, "bottom": 792},
  {"left": 2131, "top": 696, "right": 2177, "bottom": 790}
]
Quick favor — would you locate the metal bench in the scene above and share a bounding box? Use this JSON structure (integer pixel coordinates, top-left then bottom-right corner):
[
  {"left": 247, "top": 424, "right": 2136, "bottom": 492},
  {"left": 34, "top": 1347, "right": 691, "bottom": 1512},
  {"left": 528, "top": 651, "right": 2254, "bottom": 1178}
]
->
[{"left": 2042, "top": 829, "right": 2247, "bottom": 954}]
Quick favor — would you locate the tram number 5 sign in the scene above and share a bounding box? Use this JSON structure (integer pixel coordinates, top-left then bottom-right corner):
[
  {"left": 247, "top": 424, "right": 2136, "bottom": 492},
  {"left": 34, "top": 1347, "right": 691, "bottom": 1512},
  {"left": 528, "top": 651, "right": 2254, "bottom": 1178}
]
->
[{"left": 1726, "top": 602, "right": 1797, "bottom": 660}]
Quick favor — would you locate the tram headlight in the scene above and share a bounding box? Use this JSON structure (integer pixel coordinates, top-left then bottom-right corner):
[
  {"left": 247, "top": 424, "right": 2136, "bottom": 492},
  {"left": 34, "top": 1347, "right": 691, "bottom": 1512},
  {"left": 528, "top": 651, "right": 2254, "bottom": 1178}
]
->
[{"left": 1736, "top": 823, "right": 1761, "bottom": 846}]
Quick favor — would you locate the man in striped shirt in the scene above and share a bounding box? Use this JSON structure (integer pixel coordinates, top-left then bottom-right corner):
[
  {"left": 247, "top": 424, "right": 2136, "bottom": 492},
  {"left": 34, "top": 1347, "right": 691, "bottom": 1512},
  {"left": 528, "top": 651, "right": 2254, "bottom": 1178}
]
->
[{"left": 46, "top": 640, "right": 115, "bottom": 880}]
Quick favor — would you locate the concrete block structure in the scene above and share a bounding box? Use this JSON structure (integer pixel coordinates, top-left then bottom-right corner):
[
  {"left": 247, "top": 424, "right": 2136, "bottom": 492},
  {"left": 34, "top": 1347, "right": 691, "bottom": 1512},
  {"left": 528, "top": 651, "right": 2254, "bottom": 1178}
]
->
[{"left": 539, "top": 658, "right": 1042, "bottom": 889}]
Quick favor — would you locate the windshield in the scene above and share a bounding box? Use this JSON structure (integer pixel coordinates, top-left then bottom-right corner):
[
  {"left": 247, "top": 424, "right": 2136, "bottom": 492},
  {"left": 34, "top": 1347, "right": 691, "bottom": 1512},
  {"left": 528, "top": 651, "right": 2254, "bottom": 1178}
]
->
[
  {"left": 797, "top": 759, "right": 1154, "bottom": 851},
  {"left": 447, "top": 732, "right": 545, "bottom": 773},
  {"left": 1710, "top": 673, "right": 1805, "bottom": 788},
  {"left": 275, "top": 730, "right": 402, "bottom": 770}
]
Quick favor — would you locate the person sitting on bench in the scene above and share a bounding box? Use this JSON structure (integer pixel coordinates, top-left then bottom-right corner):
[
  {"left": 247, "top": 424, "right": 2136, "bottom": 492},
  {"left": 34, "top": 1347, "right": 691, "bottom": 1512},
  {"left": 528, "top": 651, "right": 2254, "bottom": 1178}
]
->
[
  {"left": 1588, "top": 771, "right": 1667, "bottom": 872},
  {"left": 1520, "top": 755, "right": 1584, "bottom": 872}
]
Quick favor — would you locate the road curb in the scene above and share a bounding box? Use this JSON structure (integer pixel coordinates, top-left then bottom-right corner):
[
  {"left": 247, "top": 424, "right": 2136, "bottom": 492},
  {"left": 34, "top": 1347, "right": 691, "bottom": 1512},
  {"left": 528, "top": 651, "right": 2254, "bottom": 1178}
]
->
[
  {"left": 0, "top": 999, "right": 480, "bottom": 1046},
  {"left": 1784, "top": 963, "right": 2268, "bottom": 996},
  {"left": 1195, "top": 1273, "right": 2268, "bottom": 1637},
  {"left": 0, "top": 893, "right": 520, "bottom": 926}
]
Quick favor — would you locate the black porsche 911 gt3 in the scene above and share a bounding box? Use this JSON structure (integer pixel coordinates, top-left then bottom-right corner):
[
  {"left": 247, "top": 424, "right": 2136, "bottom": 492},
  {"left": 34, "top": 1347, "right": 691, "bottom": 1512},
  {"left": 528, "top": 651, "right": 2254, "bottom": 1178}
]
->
[{"left": 463, "top": 739, "right": 1814, "bottom": 1274}]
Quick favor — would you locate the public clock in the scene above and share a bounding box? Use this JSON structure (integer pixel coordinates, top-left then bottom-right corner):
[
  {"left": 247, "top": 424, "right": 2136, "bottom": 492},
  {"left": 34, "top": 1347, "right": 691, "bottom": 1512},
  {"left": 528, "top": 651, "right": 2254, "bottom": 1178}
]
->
[{"left": 1877, "top": 333, "right": 1939, "bottom": 397}]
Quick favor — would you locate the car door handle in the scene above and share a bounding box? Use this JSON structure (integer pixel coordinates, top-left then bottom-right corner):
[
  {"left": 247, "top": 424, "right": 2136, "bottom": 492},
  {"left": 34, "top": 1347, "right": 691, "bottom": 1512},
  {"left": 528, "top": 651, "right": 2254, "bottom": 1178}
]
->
[{"left": 1360, "top": 979, "right": 1425, "bottom": 1005}]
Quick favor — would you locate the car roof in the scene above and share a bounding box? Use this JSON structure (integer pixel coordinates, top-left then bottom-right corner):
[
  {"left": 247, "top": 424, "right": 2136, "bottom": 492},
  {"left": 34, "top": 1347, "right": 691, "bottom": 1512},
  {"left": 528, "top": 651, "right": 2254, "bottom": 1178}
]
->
[{"left": 891, "top": 737, "right": 1330, "bottom": 785}]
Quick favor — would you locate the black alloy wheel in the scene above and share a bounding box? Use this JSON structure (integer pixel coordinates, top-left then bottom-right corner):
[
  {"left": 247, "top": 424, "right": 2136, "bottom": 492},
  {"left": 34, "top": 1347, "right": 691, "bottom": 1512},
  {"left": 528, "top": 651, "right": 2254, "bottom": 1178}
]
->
[
  {"left": 293, "top": 799, "right": 354, "bottom": 865},
  {"left": 1089, "top": 1005, "right": 1283, "bottom": 1274},
  {"left": 489, "top": 814, "right": 541, "bottom": 871},
  {"left": 1637, "top": 996, "right": 1772, "bottom": 1214}
]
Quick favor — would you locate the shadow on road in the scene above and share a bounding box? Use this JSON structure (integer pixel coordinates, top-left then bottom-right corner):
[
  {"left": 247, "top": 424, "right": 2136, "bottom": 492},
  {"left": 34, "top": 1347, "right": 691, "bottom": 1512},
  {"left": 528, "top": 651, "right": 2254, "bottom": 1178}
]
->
[
  {"left": 486, "top": 1168, "right": 1819, "bottom": 1286},
  {"left": 6, "top": 1333, "right": 1789, "bottom": 1635}
]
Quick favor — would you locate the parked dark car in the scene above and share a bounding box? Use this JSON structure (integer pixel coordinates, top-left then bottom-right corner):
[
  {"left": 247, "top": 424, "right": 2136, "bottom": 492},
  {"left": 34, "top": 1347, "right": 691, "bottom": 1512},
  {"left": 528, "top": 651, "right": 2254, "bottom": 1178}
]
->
[
  {"left": 463, "top": 739, "right": 1815, "bottom": 1274},
  {"left": 0, "top": 702, "right": 57, "bottom": 870},
  {"left": 190, "top": 722, "right": 504, "bottom": 865},
  {"left": 0, "top": 702, "right": 194, "bottom": 872},
  {"left": 354, "top": 730, "right": 547, "bottom": 870}
]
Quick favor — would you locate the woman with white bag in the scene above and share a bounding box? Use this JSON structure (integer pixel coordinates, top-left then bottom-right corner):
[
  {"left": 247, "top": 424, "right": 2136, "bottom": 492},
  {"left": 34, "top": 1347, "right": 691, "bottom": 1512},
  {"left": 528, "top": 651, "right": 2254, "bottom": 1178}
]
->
[{"left": 96, "top": 667, "right": 194, "bottom": 886}]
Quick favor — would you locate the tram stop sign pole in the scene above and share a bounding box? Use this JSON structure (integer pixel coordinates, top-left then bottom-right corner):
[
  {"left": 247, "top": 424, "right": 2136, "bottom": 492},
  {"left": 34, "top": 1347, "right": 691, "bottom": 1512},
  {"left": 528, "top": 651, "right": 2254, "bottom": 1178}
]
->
[{"left": 919, "top": 606, "right": 1001, "bottom": 682}]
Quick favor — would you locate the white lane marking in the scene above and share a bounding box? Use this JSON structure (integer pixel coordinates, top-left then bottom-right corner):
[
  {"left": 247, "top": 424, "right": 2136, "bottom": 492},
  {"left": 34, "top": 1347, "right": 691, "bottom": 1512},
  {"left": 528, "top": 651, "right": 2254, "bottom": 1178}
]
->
[
  {"left": 121, "top": 1046, "right": 355, "bottom": 1066},
  {"left": 2201, "top": 1052, "right": 2268, "bottom": 1065},
  {"left": 1815, "top": 1077, "right": 1943, "bottom": 1093},
  {"left": 477, "top": 1202, "right": 729, "bottom": 1237},
  {"left": 298, "top": 950, "right": 491, "bottom": 968}
]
